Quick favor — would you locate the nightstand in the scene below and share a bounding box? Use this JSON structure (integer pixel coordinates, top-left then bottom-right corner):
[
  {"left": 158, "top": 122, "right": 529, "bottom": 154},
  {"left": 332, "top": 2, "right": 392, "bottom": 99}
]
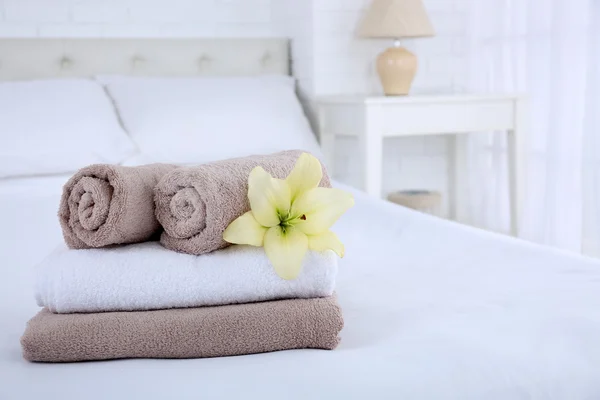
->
[{"left": 316, "top": 94, "right": 528, "bottom": 236}]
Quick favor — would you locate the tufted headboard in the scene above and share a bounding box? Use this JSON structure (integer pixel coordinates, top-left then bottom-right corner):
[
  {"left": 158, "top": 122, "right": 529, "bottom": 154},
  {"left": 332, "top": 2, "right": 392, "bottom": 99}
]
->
[{"left": 0, "top": 38, "right": 289, "bottom": 81}]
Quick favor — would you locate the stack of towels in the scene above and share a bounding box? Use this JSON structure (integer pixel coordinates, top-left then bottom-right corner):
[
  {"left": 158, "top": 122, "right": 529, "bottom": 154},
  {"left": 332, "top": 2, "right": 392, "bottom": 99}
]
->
[{"left": 21, "top": 151, "right": 344, "bottom": 362}]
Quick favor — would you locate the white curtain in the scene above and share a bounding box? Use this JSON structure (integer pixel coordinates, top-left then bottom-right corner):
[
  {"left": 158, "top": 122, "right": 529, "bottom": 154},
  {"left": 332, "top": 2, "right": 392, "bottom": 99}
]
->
[{"left": 464, "top": 0, "right": 600, "bottom": 257}]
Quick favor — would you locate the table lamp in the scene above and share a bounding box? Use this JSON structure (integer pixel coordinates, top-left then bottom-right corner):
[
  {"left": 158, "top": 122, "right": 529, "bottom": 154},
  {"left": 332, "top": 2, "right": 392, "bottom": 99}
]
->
[{"left": 358, "top": 0, "right": 435, "bottom": 95}]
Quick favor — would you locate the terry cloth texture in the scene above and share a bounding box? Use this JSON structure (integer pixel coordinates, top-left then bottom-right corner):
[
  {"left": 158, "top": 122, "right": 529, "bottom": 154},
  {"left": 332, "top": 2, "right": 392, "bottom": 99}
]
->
[
  {"left": 154, "top": 150, "right": 331, "bottom": 255},
  {"left": 35, "top": 242, "right": 338, "bottom": 314},
  {"left": 21, "top": 296, "right": 344, "bottom": 362},
  {"left": 59, "top": 163, "right": 177, "bottom": 249}
]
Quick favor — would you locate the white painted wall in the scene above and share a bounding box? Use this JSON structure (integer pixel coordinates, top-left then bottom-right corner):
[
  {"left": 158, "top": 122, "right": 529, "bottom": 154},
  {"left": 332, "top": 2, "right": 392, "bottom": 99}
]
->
[{"left": 0, "top": 0, "right": 468, "bottom": 212}]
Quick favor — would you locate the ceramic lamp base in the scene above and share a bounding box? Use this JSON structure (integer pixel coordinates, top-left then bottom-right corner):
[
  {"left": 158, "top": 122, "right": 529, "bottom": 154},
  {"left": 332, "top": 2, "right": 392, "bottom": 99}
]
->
[{"left": 376, "top": 46, "right": 417, "bottom": 96}]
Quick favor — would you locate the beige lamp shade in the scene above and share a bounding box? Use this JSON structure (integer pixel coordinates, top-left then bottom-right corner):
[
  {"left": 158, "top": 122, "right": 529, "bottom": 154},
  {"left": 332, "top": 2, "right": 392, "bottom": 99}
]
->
[{"left": 358, "top": 0, "right": 435, "bottom": 38}]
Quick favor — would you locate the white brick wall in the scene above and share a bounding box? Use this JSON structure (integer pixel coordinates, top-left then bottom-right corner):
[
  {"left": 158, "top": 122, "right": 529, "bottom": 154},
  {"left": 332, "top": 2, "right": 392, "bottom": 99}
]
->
[
  {"left": 0, "top": 0, "right": 273, "bottom": 37},
  {"left": 272, "top": 0, "right": 468, "bottom": 214},
  {"left": 0, "top": 0, "right": 468, "bottom": 213},
  {"left": 270, "top": 0, "right": 314, "bottom": 96},
  {"left": 4, "top": 0, "right": 71, "bottom": 23}
]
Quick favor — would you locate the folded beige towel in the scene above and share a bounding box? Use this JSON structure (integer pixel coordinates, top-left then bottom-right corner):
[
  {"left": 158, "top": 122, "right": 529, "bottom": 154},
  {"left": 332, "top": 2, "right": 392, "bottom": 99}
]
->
[
  {"left": 59, "top": 163, "right": 177, "bottom": 249},
  {"left": 21, "top": 296, "right": 343, "bottom": 362},
  {"left": 155, "top": 150, "right": 331, "bottom": 255}
]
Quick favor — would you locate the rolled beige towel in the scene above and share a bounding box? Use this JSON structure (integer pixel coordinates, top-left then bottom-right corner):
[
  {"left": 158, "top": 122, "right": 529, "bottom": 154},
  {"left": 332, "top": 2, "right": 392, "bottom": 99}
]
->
[
  {"left": 154, "top": 150, "right": 331, "bottom": 255},
  {"left": 59, "top": 163, "right": 177, "bottom": 249},
  {"left": 21, "top": 296, "right": 343, "bottom": 362}
]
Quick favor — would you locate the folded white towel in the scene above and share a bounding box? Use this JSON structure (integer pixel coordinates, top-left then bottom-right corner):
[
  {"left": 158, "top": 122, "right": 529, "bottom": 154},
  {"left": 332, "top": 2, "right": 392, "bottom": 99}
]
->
[{"left": 35, "top": 242, "right": 337, "bottom": 313}]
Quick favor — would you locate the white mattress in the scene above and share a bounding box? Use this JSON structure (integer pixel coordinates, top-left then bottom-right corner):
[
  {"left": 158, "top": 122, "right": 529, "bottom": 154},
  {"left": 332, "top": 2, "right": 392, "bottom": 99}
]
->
[{"left": 2, "top": 175, "right": 600, "bottom": 399}]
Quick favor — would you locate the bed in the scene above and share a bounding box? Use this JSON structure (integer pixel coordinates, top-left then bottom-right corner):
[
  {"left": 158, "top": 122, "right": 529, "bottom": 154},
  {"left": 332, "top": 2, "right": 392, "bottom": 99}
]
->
[{"left": 2, "top": 39, "right": 600, "bottom": 399}]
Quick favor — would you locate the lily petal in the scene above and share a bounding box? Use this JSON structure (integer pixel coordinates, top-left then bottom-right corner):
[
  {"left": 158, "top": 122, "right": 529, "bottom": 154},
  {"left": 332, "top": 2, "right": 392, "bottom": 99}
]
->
[
  {"left": 264, "top": 226, "right": 308, "bottom": 280},
  {"left": 223, "top": 211, "right": 267, "bottom": 246},
  {"left": 286, "top": 152, "right": 323, "bottom": 201},
  {"left": 307, "top": 230, "right": 345, "bottom": 257},
  {"left": 291, "top": 187, "right": 354, "bottom": 235},
  {"left": 248, "top": 166, "right": 291, "bottom": 227}
]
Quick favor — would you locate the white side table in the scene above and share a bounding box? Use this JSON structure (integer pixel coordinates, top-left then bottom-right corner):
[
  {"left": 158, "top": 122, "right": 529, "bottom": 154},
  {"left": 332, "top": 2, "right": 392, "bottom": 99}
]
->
[{"left": 316, "top": 94, "right": 528, "bottom": 236}]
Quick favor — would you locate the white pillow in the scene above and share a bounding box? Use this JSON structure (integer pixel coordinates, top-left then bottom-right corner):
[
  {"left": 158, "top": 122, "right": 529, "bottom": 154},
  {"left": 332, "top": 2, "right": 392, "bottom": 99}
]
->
[
  {"left": 0, "top": 79, "right": 137, "bottom": 178},
  {"left": 99, "top": 75, "right": 322, "bottom": 164}
]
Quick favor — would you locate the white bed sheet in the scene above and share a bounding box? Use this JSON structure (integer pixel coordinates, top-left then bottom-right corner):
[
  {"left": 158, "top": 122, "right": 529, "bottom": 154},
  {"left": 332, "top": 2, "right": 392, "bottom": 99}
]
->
[{"left": 2, "top": 175, "right": 600, "bottom": 399}]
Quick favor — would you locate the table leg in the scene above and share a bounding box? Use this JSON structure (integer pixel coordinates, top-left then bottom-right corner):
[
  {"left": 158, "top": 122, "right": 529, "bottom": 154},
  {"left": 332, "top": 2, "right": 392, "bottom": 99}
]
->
[
  {"left": 507, "top": 98, "right": 528, "bottom": 236},
  {"left": 449, "top": 134, "right": 469, "bottom": 222},
  {"left": 447, "top": 135, "right": 459, "bottom": 221},
  {"left": 361, "top": 106, "right": 383, "bottom": 198}
]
